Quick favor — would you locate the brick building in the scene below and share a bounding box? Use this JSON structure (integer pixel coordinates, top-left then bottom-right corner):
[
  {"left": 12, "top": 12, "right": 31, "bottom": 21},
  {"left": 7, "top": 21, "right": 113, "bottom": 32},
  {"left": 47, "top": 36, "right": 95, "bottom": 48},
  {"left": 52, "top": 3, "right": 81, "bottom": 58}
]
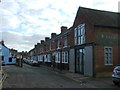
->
[
  {"left": 28, "top": 7, "right": 120, "bottom": 77},
  {"left": 69, "top": 7, "right": 119, "bottom": 77}
]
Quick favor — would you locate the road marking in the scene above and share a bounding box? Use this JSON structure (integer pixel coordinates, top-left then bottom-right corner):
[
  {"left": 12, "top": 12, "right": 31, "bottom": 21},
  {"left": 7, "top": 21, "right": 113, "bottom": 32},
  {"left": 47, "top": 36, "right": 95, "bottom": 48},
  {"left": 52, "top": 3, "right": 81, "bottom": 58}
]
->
[{"left": 0, "top": 71, "right": 7, "bottom": 89}]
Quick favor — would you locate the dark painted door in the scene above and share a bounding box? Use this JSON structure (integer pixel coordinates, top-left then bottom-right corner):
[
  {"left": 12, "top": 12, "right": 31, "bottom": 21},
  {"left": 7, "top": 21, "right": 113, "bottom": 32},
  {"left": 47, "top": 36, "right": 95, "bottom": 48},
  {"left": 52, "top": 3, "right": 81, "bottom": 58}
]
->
[{"left": 75, "top": 49, "right": 84, "bottom": 74}]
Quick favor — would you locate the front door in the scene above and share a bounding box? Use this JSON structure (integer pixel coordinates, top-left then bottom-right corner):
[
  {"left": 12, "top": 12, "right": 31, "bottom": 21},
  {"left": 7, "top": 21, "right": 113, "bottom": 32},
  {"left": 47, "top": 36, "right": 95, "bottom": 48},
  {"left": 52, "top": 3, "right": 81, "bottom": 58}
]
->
[{"left": 75, "top": 49, "right": 84, "bottom": 74}]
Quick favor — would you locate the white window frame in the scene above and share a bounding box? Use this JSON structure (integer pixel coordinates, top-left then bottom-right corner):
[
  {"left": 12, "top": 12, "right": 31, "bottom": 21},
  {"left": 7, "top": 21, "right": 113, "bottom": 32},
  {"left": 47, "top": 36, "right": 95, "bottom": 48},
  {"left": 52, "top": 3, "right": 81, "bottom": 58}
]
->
[
  {"left": 64, "top": 36, "right": 68, "bottom": 48},
  {"left": 81, "top": 24, "right": 85, "bottom": 44},
  {"left": 39, "top": 55, "right": 43, "bottom": 62},
  {"left": 47, "top": 54, "right": 51, "bottom": 62},
  {"left": 55, "top": 52, "right": 60, "bottom": 63},
  {"left": 44, "top": 55, "right": 47, "bottom": 62},
  {"left": 57, "top": 40, "right": 60, "bottom": 49},
  {"left": 74, "top": 24, "right": 85, "bottom": 45},
  {"left": 78, "top": 25, "right": 81, "bottom": 45},
  {"left": 74, "top": 28, "right": 77, "bottom": 45},
  {"left": 62, "top": 51, "right": 68, "bottom": 63},
  {"left": 104, "top": 47, "right": 113, "bottom": 65}
]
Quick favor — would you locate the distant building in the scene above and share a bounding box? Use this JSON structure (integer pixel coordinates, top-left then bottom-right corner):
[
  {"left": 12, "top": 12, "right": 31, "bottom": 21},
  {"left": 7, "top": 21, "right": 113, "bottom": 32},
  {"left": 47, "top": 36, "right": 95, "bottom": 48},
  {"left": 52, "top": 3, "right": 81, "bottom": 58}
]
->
[
  {"left": 10, "top": 48, "right": 17, "bottom": 58},
  {"left": 0, "top": 40, "right": 16, "bottom": 65},
  {"left": 21, "top": 51, "right": 28, "bottom": 59}
]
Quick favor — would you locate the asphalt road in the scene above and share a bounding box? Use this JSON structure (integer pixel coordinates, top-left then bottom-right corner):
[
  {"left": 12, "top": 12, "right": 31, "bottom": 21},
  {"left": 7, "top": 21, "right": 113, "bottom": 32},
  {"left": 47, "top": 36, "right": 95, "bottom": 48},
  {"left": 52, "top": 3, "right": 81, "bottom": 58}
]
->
[
  {"left": 2, "top": 64, "right": 120, "bottom": 89},
  {"left": 2, "top": 64, "right": 88, "bottom": 88}
]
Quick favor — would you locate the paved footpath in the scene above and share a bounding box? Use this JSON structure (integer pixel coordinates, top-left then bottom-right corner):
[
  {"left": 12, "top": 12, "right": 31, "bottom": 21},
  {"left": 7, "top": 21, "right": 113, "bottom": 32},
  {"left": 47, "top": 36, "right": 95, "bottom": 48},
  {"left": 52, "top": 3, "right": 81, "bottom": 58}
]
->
[{"left": 40, "top": 65, "right": 120, "bottom": 88}]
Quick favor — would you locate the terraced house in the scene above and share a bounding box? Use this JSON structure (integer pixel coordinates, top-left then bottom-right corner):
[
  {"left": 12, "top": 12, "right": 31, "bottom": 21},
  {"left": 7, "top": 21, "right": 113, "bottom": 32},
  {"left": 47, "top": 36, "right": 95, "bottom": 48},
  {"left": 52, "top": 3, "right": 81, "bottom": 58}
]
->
[
  {"left": 28, "top": 7, "right": 120, "bottom": 77},
  {"left": 0, "top": 40, "right": 16, "bottom": 65}
]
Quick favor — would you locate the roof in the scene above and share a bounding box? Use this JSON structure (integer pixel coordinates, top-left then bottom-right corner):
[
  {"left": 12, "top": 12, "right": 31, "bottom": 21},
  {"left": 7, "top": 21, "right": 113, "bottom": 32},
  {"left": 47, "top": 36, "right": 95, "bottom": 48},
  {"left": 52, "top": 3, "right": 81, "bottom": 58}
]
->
[
  {"left": 0, "top": 42, "right": 9, "bottom": 50},
  {"left": 74, "top": 7, "right": 119, "bottom": 28}
]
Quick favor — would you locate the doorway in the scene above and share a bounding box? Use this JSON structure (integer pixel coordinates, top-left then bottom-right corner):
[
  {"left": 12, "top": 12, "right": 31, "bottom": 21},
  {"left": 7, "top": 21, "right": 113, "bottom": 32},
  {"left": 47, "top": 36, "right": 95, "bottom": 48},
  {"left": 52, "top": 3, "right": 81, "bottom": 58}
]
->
[
  {"left": 75, "top": 48, "right": 84, "bottom": 74},
  {"left": 9, "top": 57, "right": 12, "bottom": 62}
]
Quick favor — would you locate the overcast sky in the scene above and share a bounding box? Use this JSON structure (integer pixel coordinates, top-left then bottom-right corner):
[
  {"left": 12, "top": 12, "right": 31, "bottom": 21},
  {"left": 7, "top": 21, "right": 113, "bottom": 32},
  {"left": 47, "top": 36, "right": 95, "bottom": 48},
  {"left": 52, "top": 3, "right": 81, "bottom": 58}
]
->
[{"left": 0, "top": 0, "right": 119, "bottom": 52}]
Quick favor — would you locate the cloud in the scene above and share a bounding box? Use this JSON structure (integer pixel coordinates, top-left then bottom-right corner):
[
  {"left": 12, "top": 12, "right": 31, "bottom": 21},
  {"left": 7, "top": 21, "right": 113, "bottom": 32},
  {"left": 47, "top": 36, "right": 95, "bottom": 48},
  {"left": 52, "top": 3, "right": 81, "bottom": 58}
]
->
[
  {"left": 118, "top": 1, "right": 120, "bottom": 13},
  {"left": 92, "top": 0, "right": 119, "bottom": 12},
  {"left": 1, "top": 31, "right": 46, "bottom": 51},
  {"left": 0, "top": 0, "right": 119, "bottom": 52}
]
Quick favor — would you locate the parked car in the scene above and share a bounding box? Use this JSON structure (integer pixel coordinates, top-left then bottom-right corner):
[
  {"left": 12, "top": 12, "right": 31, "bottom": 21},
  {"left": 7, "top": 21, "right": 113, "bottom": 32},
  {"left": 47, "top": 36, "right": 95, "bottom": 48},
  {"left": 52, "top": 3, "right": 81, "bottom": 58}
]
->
[
  {"left": 31, "top": 60, "right": 39, "bottom": 66},
  {"left": 112, "top": 65, "right": 120, "bottom": 86},
  {"left": 23, "top": 58, "right": 28, "bottom": 63}
]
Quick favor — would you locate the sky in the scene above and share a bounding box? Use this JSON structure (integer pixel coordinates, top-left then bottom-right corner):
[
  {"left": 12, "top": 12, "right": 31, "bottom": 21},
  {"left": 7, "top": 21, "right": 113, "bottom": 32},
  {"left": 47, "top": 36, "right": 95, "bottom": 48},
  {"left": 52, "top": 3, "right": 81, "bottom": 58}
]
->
[{"left": 0, "top": 0, "right": 119, "bottom": 52}]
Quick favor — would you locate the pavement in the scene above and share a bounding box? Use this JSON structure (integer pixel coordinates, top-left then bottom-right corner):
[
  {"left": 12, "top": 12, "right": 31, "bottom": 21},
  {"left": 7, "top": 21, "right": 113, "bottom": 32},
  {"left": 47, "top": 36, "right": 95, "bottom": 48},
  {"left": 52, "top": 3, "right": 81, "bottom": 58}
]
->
[
  {"left": 40, "top": 65, "right": 90, "bottom": 83},
  {"left": 40, "top": 65, "right": 119, "bottom": 88}
]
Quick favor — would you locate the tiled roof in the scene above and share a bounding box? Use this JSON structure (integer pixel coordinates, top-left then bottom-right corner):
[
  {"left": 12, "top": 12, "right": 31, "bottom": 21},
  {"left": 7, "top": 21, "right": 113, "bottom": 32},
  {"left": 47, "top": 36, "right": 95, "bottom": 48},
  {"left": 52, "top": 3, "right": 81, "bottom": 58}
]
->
[{"left": 77, "top": 7, "right": 119, "bottom": 28}]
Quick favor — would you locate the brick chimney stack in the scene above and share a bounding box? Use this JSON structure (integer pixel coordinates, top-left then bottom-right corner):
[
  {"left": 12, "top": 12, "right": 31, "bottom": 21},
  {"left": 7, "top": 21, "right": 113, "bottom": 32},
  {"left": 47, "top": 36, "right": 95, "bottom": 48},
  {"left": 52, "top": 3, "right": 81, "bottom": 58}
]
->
[
  {"left": 51, "top": 33, "right": 57, "bottom": 38},
  {"left": 41, "top": 40, "right": 44, "bottom": 44},
  {"left": 45, "top": 37, "right": 50, "bottom": 42},
  {"left": 61, "top": 26, "right": 67, "bottom": 33}
]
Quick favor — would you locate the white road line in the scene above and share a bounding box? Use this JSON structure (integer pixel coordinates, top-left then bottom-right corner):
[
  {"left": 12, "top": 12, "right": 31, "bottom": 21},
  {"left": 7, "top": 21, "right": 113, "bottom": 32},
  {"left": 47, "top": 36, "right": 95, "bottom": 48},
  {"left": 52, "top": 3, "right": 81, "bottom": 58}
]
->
[{"left": 0, "top": 71, "right": 7, "bottom": 89}]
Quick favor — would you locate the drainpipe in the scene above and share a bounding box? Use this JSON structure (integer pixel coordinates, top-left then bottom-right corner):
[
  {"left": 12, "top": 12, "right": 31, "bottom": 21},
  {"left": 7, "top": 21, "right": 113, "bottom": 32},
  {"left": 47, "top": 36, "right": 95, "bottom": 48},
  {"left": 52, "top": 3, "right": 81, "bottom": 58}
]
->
[{"left": 92, "top": 43, "right": 96, "bottom": 78}]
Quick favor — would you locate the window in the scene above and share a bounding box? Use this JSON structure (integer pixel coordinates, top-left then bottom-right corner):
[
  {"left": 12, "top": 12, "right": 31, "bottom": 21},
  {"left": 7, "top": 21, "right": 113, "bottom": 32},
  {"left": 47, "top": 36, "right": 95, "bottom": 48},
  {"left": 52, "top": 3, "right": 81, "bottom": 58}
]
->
[
  {"left": 55, "top": 52, "right": 60, "bottom": 63},
  {"left": 2, "top": 56, "right": 4, "bottom": 61},
  {"left": 57, "top": 40, "right": 60, "bottom": 49},
  {"left": 64, "top": 36, "right": 67, "bottom": 47},
  {"left": 9, "top": 57, "right": 12, "bottom": 62},
  {"left": 39, "top": 55, "right": 43, "bottom": 62},
  {"left": 47, "top": 54, "right": 51, "bottom": 62},
  {"left": 104, "top": 47, "right": 112, "bottom": 65},
  {"left": 62, "top": 51, "right": 68, "bottom": 63},
  {"left": 44, "top": 55, "right": 47, "bottom": 62},
  {"left": 78, "top": 25, "right": 81, "bottom": 45},
  {"left": 0, "top": 48, "right": 1, "bottom": 56},
  {"left": 74, "top": 28, "right": 77, "bottom": 45},
  {"left": 74, "top": 24, "right": 85, "bottom": 45}
]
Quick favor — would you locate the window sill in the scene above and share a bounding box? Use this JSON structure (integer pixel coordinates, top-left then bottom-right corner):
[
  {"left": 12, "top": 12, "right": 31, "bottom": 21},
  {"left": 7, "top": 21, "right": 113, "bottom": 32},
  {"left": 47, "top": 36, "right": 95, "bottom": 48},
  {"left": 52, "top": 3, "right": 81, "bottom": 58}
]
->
[
  {"left": 62, "top": 62, "right": 68, "bottom": 64},
  {"left": 104, "top": 64, "right": 113, "bottom": 66},
  {"left": 63, "top": 46, "right": 67, "bottom": 48},
  {"left": 55, "top": 61, "right": 60, "bottom": 63}
]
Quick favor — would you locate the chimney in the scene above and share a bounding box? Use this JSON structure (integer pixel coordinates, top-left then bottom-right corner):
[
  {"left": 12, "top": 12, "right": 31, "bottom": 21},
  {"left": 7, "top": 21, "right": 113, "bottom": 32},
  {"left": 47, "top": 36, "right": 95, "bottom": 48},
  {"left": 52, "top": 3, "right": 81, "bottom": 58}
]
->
[
  {"left": 37, "top": 43, "right": 40, "bottom": 45},
  {"left": 45, "top": 37, "right": 50, "bottom": 42},
  {"left": 35, "top": 44, "right": 37, "bottom": 48},
  {"left": 61, "top": 26, "right": 67, "bottom": 33},
  {"left": 51, "top": 33, "right": 57, "bottom": 38},
  {"left": 0, "top": 40, "right": 5, "bottom": 46},
  {"left": 41, "top": 40, "right": 44, "bottom": 44}
]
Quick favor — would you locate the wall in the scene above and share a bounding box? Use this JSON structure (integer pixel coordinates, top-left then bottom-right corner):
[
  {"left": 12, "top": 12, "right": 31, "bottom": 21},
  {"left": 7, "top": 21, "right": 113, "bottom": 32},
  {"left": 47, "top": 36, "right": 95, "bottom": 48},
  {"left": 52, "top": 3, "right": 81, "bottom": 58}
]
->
[{"left": 94, "top": 27, "right": 119, "bottom": 73}]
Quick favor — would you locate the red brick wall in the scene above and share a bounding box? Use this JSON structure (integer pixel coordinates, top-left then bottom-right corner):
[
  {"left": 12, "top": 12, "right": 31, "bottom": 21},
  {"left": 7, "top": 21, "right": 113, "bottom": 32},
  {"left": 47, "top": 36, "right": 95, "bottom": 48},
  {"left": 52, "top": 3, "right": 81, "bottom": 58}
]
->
[
  {"left": 72, "top": 11, "right": 95, "bottom": 46},
  {"left": 51, "top": 38, "right": 56, "bottom": 51},
  {"left": 94, "top": 27, "right": 119, "bottom": 72},
  {"left": 94, "top": 46, "right": 119, "bottom": 72}
]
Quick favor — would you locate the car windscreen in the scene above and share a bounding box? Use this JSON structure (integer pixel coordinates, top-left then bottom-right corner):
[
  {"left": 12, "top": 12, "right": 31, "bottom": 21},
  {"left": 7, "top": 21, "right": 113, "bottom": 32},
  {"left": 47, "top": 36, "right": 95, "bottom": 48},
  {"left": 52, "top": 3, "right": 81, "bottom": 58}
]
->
[{"left": 115, "top": 66, "right": 120, "bottom": 70}]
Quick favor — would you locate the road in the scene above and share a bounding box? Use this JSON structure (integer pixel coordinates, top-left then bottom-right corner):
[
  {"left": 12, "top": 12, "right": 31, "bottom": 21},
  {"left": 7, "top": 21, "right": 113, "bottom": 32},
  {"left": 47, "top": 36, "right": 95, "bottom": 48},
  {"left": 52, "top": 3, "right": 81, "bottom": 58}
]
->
[{"left": 2, "top": 63, "right": 120, "bottom": 89}]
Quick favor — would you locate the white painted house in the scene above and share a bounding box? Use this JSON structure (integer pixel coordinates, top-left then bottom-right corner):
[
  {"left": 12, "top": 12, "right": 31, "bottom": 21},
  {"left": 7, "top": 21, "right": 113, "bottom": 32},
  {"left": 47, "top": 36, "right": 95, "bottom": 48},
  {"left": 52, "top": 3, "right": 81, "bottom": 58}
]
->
[{"left": 0, "top": 41, "right": 16, "bottom": 65}]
